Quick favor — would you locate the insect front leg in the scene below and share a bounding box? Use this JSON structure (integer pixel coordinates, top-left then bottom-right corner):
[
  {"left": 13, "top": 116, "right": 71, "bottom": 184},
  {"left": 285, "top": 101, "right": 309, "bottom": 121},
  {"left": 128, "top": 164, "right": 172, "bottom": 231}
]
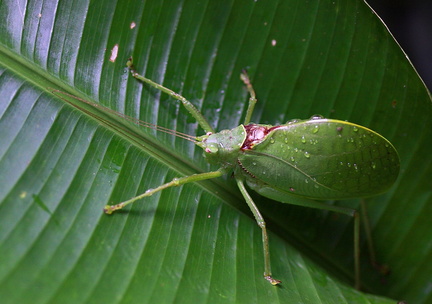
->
[
  {"left": 104, "top": 170, "right": 223, "bottom": 214},
  {"left": 236, "top": 178, "right": 281, "bottom": 285},
  {"left": 126, "top": 57, "right": 214, "bottom": 134}
]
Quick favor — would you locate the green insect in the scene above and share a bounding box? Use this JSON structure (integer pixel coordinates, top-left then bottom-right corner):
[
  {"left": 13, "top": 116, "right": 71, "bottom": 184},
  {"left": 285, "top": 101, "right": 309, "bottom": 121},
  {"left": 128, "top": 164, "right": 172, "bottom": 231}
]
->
[{"left": 65, "top": 57, "right": 400, "bottom": 288}]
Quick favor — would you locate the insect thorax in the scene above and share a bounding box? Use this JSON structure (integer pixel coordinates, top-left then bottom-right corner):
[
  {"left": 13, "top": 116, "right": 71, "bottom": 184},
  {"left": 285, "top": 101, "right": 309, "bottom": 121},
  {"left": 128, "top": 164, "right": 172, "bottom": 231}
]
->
[{"left": 197, "top": 125, "right": 247, "bottom": 168}]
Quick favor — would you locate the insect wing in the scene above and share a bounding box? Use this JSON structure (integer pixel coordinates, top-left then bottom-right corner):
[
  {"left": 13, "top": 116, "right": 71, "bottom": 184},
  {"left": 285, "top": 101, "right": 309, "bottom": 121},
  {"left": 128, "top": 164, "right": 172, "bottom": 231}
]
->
[{"left": 237, "top": 119, "right": 399, "bottom": 200}]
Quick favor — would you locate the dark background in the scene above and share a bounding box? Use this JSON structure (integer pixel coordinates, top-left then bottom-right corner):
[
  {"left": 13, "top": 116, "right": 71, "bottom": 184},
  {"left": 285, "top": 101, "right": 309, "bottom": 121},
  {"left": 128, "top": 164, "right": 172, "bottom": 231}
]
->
[{"left": 368, "top": 0, "right": 432, "bottom": 92}]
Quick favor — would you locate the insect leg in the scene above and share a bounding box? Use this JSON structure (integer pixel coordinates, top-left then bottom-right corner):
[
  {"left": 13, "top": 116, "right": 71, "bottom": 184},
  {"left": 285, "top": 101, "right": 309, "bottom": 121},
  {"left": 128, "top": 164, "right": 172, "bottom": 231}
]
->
[
  {"left": 236, "top": 178, "right": 281, "bottom": 285},
  {"left": 104, "top": 169, "right": 223, "bottom": 214},
  {"left": 240, "top": 70, "right": 258, "bottom": 125},
  {"left": 354, "top": 210, "right": 360, "bottom": 289},
  {"left": 278, "top": 197, "right": 361, "bottom": 289},
  {"left": 126, "top": 57, "right": 215, "bottom": 134},
  {"left": 360, "top": 200, "right": 389, "bottom": 276},
  {"left": 240, "top": 70, "right": 257, "bottom": 125}
]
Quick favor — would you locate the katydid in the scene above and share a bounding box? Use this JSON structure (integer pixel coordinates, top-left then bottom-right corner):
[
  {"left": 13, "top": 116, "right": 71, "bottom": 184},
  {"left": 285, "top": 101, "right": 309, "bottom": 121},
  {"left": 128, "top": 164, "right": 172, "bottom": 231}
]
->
[{"left": 60, "top": 57, "right": 400, "bottom": 288}]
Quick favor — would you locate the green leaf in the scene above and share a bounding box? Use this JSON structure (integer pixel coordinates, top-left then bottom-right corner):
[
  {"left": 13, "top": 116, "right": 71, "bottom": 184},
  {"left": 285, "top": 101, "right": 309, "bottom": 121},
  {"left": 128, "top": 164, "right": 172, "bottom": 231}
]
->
[{"left": 0, "top": 0, "right": 430, "bottom": 303}]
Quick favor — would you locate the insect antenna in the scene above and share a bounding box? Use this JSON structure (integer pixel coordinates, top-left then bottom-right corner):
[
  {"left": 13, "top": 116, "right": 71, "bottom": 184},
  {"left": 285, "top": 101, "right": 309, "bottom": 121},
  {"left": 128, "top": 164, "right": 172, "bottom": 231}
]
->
[{"left": 50, "top": 89, "right": 198, "bottom": 143}]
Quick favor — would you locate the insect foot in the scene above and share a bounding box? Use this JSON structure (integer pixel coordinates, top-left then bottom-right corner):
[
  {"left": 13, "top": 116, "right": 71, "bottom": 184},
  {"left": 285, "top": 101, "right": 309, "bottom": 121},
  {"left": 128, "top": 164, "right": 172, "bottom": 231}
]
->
[{"left": 265, "top": 275, "right": 282, "bottom": 286}]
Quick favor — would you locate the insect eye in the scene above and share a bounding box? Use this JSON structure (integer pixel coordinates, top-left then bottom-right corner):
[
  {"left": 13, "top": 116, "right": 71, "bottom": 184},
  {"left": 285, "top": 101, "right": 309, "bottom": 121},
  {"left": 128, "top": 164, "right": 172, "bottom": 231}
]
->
[{"left": 205, "top": 144, "right": 218, "bottom": 154}]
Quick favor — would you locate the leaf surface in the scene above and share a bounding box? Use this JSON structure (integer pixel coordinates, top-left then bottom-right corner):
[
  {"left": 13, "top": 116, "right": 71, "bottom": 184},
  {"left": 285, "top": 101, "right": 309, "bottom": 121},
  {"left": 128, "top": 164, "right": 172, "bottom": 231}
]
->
[{"left": 0, "top": 0, "right": 431, "bottom": 303}]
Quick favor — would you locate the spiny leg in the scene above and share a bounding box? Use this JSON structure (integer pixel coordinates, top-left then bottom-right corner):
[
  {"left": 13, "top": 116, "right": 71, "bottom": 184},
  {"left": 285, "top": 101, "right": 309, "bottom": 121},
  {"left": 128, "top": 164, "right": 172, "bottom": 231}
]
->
[
  {"left": 104, "top": 170, "right": 223, "bottom": 214},
  {"left": 240, "top": 70, "right": 258, "bottom": 125},
  {"left": 126, "top": 57, "right": 214, "bottom": 134},
  {"left": 236, "top": 178, "right": 281, "bottom": 285}
]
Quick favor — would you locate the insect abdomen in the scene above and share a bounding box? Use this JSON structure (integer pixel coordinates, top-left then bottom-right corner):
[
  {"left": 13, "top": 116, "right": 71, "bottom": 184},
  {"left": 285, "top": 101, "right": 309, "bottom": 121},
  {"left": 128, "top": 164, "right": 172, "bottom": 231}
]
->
[{"left": 237, "top": 119, "right": 399, "bottom": 200}]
